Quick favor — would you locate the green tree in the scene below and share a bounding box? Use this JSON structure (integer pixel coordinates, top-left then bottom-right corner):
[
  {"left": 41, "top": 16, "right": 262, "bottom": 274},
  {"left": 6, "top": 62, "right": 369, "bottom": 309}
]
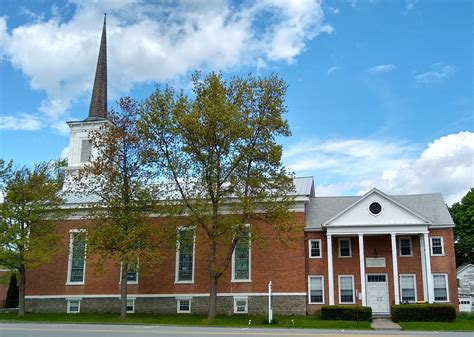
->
[
  {"left": 0, "top": 160, "right": 64, "bottom": 317},
  {"left": 74, "top": 97, "right": 172, "bottom": 319},
  {"left": 450, "top": 188, "right": 474, "bottom": 266},
  {"left": 138, "top": 72, "right": 296, "bottom": 319},
  {"left": 5, "top": 272, "right": 19, "bottom": 308}
]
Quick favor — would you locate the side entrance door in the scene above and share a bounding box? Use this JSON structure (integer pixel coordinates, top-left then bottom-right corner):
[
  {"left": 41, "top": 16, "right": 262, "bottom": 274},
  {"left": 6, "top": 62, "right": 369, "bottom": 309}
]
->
[{"left": 366, "top": 274, "right": 389, "bottom": 314}]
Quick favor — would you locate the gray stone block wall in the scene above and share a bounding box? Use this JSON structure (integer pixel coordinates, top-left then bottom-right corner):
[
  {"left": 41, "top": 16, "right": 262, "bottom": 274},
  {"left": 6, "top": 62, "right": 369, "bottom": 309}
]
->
[{"left": 26, "top": 295, "right": 307, "bottom": 315}]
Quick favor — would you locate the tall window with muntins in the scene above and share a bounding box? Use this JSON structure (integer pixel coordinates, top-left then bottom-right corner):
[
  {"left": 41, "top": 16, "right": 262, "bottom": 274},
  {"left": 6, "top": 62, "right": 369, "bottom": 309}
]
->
[
  {"left": 339, "top": 276, "right": 354, "bottom": 303},
  {"left": 431, "top": 237, "right": 444, "bottom": 256},
  {"left": 400, "top": 275, "right": 416, "bottom": 302},
  {"left": 309, "top": 240, "right": 321, "bottom": 258},
  {"left": 433, "top": 274, "right": 448, "bottom": 301},
  {"left": 176, "top": 227, "right": 194, "bottom": 282},
  {"left": 68, "top": 231, "right": 86, "bottom": 283},
  {"left": 80, "top": 139, "right": 92, "bottom": 163},
  {"left": 399, "top": 237, "right": 412, "bottom": 256},
  {"left": 233, "top": 227, "right": 250, "bottom": 281},
  {"left": 309, "top": 276, "right": 324, "bottom": 304},
  {"left": 339, "top": 238, "right": 351, "bottom": 257}
]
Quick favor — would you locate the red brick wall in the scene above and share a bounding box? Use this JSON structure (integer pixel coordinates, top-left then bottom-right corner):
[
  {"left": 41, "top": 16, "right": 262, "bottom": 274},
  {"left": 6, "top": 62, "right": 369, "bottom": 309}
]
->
[
  {"left": 26, "top": 213, "right": 307, "bottom": 297},
  {"left": 429, "top": 228, "right": 458, "bottom": 310},
  {"left": 305, "top": 230, "right": 458, "bottom": 314}
]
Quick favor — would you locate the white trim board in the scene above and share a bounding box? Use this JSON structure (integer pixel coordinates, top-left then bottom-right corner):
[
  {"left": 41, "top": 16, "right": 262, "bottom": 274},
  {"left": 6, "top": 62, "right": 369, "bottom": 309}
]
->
[{"left": 26, "top": 292, "right": 307, "bottom": 299}]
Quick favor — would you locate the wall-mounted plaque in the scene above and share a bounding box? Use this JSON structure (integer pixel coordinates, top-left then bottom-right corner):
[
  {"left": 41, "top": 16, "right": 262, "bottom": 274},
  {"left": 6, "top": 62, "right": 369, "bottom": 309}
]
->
[{"left": 366, "top": 257, "right": 386, "bottom": 268}]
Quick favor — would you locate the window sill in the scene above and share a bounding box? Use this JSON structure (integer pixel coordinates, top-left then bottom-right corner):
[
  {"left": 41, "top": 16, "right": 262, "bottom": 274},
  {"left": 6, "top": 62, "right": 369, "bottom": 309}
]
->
[
  {"left": 175, "top": 281, "right": 194, "bottom": 284},
  {"left": 308, "top": 302, "right": 324, "bottom": 305},
  {"left": 431, "top": 254, "right": 445, "bottom": 257},
  {"left": 309, "top": 256, "right": 323, "bottom": 259},
  {"left": 231, "top": 279, "right": 252, "bottom": 283},
  {"left": 65, "top": 282, "right": 85, "bottom": 286},
  {"left": 338, "top": 256, "right": 352, "bottom": 258}
]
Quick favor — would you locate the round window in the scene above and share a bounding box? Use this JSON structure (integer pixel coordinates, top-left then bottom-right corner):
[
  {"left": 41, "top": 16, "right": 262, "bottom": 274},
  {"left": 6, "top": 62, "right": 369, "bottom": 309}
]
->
[{"left": 369, "top": 202, "right": 382, "bottom": 215}]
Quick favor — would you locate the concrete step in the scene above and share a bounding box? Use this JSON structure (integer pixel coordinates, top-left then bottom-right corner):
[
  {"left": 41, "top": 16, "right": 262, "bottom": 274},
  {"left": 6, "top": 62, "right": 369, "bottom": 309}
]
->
[{"left": 371, "top": 318, "right": 401, "bottom": 330}]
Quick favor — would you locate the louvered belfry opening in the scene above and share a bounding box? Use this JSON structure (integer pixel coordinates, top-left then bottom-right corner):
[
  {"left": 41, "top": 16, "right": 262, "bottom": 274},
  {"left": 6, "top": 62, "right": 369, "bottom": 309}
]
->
[{"left": 86, "top": 13, "right": 107, "bottom": 121}]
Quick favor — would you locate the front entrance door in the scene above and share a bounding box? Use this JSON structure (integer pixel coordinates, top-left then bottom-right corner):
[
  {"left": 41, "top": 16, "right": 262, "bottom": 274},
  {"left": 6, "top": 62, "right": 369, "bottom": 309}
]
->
[{"left": 366, "top": 274, "right": 389, "bottom": 314}]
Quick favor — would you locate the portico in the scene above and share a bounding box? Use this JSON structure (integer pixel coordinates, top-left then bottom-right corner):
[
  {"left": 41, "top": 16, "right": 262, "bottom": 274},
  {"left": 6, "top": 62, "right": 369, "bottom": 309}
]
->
[{"left": 322, "top": 188, "right": 435, "bottom": 314}]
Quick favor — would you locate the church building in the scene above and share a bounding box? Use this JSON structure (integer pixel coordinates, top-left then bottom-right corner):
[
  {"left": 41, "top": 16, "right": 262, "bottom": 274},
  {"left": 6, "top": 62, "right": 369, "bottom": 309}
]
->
[{"left": 25, "top": 17, "right": 458, "bottom": 316}]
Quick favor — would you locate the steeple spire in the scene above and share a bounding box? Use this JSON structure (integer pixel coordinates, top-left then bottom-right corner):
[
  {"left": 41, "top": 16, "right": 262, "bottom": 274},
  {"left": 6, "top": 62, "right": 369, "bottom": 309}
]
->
[{"left": 87, "top": 13, "right": 107, "bottom": 121}]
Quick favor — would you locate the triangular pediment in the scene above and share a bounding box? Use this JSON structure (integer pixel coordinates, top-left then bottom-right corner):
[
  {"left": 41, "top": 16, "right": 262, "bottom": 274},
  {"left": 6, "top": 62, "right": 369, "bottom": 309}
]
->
[{"left": 323, "top": 188, "right": 431, "bottom": 227}]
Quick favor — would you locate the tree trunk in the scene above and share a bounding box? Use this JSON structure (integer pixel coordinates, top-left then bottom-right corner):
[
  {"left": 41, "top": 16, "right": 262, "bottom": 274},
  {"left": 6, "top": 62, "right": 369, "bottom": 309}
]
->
[
  {"left": 208, "top": 240, "right": 218, "bottom": 320},
  {"left": 120, "top": 262, "right": 128, "bottom": 319},
  {"left": 18, "top": 264, "right": 26, "bottom": 317}
]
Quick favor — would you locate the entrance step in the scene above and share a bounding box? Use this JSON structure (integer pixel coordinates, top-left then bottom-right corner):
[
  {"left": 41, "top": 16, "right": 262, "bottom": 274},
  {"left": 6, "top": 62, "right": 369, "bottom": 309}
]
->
[{"left": 371, "top": 318, "right": 401, "bottom": 330}]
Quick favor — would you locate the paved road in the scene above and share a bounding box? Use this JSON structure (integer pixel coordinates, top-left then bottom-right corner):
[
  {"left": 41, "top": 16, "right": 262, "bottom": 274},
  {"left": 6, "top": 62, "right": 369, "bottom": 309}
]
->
[{"left": 0, "top": 324, "right": 472, "bottom": 337}]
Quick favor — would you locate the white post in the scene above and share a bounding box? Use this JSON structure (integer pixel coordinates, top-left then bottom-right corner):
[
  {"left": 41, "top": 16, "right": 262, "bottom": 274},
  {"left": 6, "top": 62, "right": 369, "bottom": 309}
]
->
[
  {"left": 327, "top": 235, "right": 334, "bottom": 305},
  {"left": 358, "top": 234, "right": 366, "bottom": 306},
  {"left": 423, "top": 233, "right": 434, "bottom": 303},
  {"left": 391, "top": 233, "right": 400, "bottom": 305},
  {"left": 268, "top": 281, "right": 273, "bottom": 323},
  {"left": 419, "top": 234, "right": 428, "bottom": 302}
]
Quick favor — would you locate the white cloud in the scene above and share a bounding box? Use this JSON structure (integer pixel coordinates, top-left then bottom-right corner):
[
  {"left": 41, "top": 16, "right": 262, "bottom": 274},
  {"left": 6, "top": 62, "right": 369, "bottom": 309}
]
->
[
  {"left": 60, "top": 145, "right": 70, "bottom": 160},
  {"left": 284, "top": 131, "right": 473, "bottom": 205},
  {"left": 327, "top": 66, "right": 342, "bottom": 75},
  {"left": 415, "top": 63, "right": 455, "bottom": 84},
  {"left": 0, "top": 0, "right": 332, "bottom": 120},
  {"left": 359, "top": 131, "right": 474, "bottom": 205},
  {"left": 406, "top": 0, "right": 419, "bottom": 10},
  {"left": 368, "top": 64, "right": 396, "bottom": 75},
  {"left": 0, "top": 113, "right": 43, "bottom": 131},
  {"left": 50, "top": 121, "right": 70, "bottom": 136}
]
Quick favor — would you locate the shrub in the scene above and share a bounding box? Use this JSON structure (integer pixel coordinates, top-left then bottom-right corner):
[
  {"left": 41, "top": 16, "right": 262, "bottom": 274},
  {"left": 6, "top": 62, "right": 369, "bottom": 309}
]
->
[
  {"left": 391, "top": 304, "right": 456, "bottom": 322},
  {"left": 321, "top": 305, "right": 372, "bottom": 321}
]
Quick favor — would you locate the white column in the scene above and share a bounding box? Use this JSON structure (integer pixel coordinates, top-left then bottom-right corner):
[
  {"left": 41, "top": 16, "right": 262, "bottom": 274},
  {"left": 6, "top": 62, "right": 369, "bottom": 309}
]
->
[
  {"left": 327, "top": 235, "right": 334, "bottom": 305},
  {"left": 423, "top": 233, "right": 434, "bottom": 303},
  {"left": 391, "top": 233, "right": 400, "bottom": 305},
  {"left": 358, "top": 234, "right": 366, "bottom": 306},
  {"left": 419, "top": 234, "right": 428, "bottom": 302}
]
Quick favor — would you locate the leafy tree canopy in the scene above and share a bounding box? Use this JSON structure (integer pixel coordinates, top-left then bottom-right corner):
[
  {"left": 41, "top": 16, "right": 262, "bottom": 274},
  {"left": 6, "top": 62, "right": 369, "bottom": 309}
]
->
[{"left": 450, "top": 188, "right": 474, "bottom": 266}]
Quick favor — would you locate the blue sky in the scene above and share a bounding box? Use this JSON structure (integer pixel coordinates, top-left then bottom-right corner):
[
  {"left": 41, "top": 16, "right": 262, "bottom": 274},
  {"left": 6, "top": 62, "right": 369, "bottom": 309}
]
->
[{"left": 0, "top": 0, "right": 472, "bottom": 204}]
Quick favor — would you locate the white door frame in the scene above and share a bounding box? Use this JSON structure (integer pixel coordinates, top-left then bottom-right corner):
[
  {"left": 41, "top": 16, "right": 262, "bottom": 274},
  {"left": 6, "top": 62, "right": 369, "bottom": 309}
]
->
[{"left": 366, "top": 273, "right": 390, "bottom": 314}]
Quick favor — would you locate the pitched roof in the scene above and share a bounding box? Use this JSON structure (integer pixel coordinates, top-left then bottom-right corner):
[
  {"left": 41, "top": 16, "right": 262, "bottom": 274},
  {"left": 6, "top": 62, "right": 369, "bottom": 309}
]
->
[
  {"left": 86, "top": 14, "right": 107, "bottom": 121},
  {"left": 306, "top": 192, "right": 454, "bottom": 229},
  {"left": 63, "top": 176, "right": 314, "bottom": 205}
]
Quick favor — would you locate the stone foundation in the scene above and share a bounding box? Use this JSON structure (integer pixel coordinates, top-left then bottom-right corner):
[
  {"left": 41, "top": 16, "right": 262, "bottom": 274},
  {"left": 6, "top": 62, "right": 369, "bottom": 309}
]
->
[{"left": 26, "top": 295, "right": 306, "bottom": 315}]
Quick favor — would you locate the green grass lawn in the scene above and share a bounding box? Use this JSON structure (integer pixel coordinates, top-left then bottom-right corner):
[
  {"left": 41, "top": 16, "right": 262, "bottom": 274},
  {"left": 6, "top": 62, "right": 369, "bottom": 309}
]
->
[
  {"left": 399, "top": 315, "right": 474, "bottom": 332},
  {"left": 0, "top": 312, "right": 371, "bottom": 330}
]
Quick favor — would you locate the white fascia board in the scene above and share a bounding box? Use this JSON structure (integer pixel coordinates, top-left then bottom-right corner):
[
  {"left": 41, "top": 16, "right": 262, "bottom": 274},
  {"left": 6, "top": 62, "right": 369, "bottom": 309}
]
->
[{"left": 326, "top": 224, "right": 429, "bottom": 236}]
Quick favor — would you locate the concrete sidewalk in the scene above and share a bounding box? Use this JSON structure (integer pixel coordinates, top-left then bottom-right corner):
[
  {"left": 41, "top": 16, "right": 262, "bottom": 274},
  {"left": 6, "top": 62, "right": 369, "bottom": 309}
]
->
[{"left": 371, "top": 318, "right": 401, "bottom": 330}]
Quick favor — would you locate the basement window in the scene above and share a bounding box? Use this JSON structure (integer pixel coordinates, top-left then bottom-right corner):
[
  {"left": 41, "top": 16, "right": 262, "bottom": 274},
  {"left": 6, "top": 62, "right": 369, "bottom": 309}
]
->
[
  {"left": 233, "top": 297, "right": 248, "bottom": 314},
  {"left": 67, "top": 299, "right": 81, "bottom": 313}
]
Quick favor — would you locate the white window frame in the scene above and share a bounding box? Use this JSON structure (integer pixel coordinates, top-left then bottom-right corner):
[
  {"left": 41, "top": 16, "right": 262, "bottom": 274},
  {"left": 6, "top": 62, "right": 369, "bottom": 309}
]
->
[
  {"left": 308, "top": 275, "right": 324, "bottom": 304},
  {"left": 175, "top": 227, "right": 196, "bottom": 284},
  {"left": 233, "top": 296, "right": 248, "bottom": 314},
  {"left": 399, "top": 274, "right": 417, "bottom": 303},
  {"left": 119, "top": 261, "right": 139, "bottom": 285},
  {"left": 126, "top": 298, "right": 135, "bottom": 313},
  {"left": 338, "top": 275, "right": 355, "bottom": 304},
  {"left": 430, "top": 236, "right": 445, "bottom": 256},
  {"left": 338, "top": 238, "right": 352, "bottom": 258},
  {"left": 66, "top": 299, "right": 81, "bottom": 314},
  {"left": 432, "top": 273, "right": 449, "bottom": 302},
  {"left": 66, "top": 229, "right": 87, "bottom": 285},
  {"left": 399, "top": 237, "right": 413, "bottom": 257},
  {"left": 308, "top": 239, "right": 322, "bottom": 258},
  {"left": 176, "top": 297, "right": 192, "bottom": 313},
  {"left": 231, "top": 224, "right": 251, "bottom": 283}
]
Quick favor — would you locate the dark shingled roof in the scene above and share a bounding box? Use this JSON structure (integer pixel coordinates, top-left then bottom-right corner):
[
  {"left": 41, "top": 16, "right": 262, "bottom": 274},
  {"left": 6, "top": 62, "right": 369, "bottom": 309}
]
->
[{"left": 86, "top": 14, "right": 107, "bottom": 121}]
